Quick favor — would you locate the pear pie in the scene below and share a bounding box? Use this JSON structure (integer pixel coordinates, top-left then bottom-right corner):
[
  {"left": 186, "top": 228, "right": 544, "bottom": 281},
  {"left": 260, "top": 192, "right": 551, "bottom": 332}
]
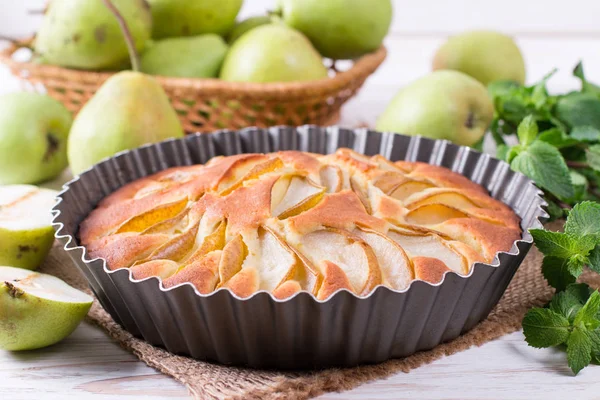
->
[{"left": 80, "top": 149, "right": 521, "bottom": 300}]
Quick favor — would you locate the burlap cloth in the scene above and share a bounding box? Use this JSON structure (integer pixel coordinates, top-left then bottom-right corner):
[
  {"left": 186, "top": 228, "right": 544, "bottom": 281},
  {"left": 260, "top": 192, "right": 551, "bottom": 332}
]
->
[{"left": 39, "top": 221, "right": 599, "bottom": 400}]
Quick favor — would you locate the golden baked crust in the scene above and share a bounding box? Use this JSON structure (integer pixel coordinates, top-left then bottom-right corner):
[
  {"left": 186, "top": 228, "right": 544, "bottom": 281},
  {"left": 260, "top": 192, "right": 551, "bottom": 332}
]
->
[{"left": 80, "top": 149, "right": 521, "bottom": 299}]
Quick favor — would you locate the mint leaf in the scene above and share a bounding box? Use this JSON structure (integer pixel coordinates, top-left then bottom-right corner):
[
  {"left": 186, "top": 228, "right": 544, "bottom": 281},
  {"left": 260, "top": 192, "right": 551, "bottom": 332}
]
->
[
  {"left": 571, "top": 126, "right": 600, "bottom": 142},
  {"left": 556, "top": 92, "right": 600, "bottom": 131},
  {"left": 574, "top": 291, "right": 600, "bottom": 330},
  {"left": 522, "top": 308, "right": 571, "bottom": 348},
  {"left": 573, "top": 61, "right": 600, "bottom": 96},
  {"left": 542, "top": 256, "right": 576, "bottom": 291},
  {"left": 517, "top": 115, "right": 538, "bottom": 146},
  {"left": 569, "top": 170, "right": 589, "bottom": 202},
  {"left": 488, "top": 80, "right": 522, "bottom": 99},
  {"left": 550, "top": 291, "right": 584, "bottom": 322},
  {"left": 589, "top": 246, "right": 600, "bottom": 274},
  {"left": 586, "top": 144, "right": 600, "bottom": 172},
  {"left": 511, "top": 140, "right": 574, "bottom": 200},
  {"left": 588, "top": 330, "right": 600, "bottom": 363},
  {"left": 530, "top": 230, "right": 585, "bottom": 258},
  {"left": 567, "top": 326, "right": 592, "bottom": 374},
  {"left": 539, "top": 128, "right": 580, "bottom": 148},
  {"left": 566, "top": 283, "right": 593, "bottom": 304},
  {"left": 564, "top": 201, "right": 600, "bottom": 238},
  {"left": 567, "top": 254, "right": 587, "bottom": 277}
]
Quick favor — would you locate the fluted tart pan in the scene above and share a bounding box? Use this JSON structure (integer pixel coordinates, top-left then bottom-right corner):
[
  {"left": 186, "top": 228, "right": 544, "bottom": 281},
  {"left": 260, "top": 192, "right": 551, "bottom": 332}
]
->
[{"left": 52, "top": 126, "right": 547, "bottom": 369}]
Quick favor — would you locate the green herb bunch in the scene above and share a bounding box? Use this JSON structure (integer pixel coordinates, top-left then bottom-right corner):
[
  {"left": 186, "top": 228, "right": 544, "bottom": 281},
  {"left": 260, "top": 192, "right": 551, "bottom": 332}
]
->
[
  {"left": 490, "top": 62, "right": 600, "bottom": 218},
  {"left": 489, "top": 63, "right": 600, "bottom": 374}
]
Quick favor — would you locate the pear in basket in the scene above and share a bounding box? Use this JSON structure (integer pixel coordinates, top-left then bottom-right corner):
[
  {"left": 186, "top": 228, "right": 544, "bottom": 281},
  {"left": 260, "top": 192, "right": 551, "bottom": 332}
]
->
[
  {"left": 277, "top": 0, "right": 393, "bottom": 60},
  {"left": 148, "top": 0, "right": 243, "bottom": 39},
  {"left": 220, "top": 24, "right": 328, "bottom": 83},
  {"left": 34, "top": 0, "right": 151, "bottom": 70},
  {"left": 140, "top": 34, "right": 229, "bottom": 78},
  {"left": 67, "top": 0, "right": 184, "bottom": 175}
]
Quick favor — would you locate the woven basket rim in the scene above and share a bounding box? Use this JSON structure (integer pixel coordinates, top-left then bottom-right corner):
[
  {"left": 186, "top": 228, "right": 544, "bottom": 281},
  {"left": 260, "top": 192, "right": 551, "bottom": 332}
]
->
[{"left": 0, "top": 42, "right": 387, "bottom": 98}]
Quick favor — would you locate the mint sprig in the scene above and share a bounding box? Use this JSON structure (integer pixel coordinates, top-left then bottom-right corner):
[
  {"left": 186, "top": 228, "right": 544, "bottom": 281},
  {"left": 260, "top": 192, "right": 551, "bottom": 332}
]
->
[
  {"left": 523, "top": 202, "right": 600, "bottom": 374},
  {"left": 490, "top": 62, "right": 600, "bottom": 218}
]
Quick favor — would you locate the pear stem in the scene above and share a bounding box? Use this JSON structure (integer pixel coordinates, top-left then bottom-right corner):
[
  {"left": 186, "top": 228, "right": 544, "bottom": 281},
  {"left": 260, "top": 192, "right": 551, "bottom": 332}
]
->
[{"left": 102, "top": 0, "right": 140, "bottom": 72}]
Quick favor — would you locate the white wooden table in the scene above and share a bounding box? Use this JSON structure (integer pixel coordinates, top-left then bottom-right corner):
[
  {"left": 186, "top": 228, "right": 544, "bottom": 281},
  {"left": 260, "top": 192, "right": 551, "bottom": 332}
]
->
[{"left": 2, "top": 0, "right": 600, "bottom": 398}]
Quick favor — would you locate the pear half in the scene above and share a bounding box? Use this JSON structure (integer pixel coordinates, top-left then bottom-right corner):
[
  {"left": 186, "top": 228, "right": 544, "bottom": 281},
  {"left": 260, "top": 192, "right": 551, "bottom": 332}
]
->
[
  {"left": 0, "top": 266, "right": 93, "bottom": 351},
  {"left": 0, "top": 185, "right": 57, "bottom": 270}
]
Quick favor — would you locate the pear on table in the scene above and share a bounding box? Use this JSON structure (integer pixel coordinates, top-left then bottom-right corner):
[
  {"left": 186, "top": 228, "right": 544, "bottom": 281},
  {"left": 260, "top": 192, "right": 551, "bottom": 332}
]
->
[
  {"left": 0, "top": 185, "right": 58, "bottom": 271},
  {"left": 0, "top": 93, "right": 72, "bottom": 185},
  {"left": 0, "top": 266, "right": 93, "bottom": 351}
]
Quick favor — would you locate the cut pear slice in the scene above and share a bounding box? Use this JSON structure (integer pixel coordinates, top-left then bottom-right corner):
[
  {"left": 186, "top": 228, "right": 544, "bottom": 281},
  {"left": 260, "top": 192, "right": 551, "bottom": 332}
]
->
[
  {"left": 217, "top": 234, "right": 248, "bottom": 286},
  {"left": 404, "top": 190, "right": 480, "bottom": 211},
  {"left": 184, "top": 219, "right": 226, "bottom": 264},
  {"left": 116, "top": 198, "right": 188, "bottom": 234},
  {"left": 271, "top": 176, "right": 325, "bottom": 219},
  {"left": 389, "top": 181, "right": 435, "bottom": 202},
  {"left": 350, "top": 176, "right": 371, "bottom": 213},
  {"left": 141, "top": 223, "right": 200, "bottom": 263},
  {"left": 272, "top": 280, "right": 302, "bottom": 299},
  {"left": 0, "top": 185, "right": 57, "bottom": 270},
  {"left": 219, "top": 156, "right": 284, "bottom": 196},
  {"left": 387, "top": 230, "right": 467, "bottom": 274},
  {"left": 319, "top": 164, "right": 343, "bottom": 193},
  {"left": 404, "top": 203, "right": 469, "bottom": 226},
  {"left": 295, "top": 229, "right": 381, "bottom": 295},
  {"left": 242, "top": 227, "right": 298, "bottom": 292},
  {"left": 0, "top": 266, "right": 93, "bottom": 351},
  {"left": 353, "top": 228, "right": 413, "bottom": 290}
]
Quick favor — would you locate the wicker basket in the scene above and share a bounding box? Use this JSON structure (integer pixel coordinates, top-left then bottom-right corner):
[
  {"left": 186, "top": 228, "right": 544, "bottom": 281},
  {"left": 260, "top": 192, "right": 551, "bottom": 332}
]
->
[{"left": 0, "top": 43, "right": 386, "bottom": 132}]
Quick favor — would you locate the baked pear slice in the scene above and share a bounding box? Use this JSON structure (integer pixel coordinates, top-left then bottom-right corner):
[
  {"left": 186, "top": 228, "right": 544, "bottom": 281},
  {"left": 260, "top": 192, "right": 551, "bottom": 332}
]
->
[
  {"left": 131, "top": 259, "right": 180, "bottom": 280},
  {"left": 271, "top": 175, "right": 325, "bottom": 219},
  {"left": 387, "top": 229, "right": 468, "bottom": 275},
  {"left": 353, "top": 227, "right": 413, "bottom": 290},
  {"left": 163, "top": 250, "right": 222, "bottom": 293},
  {"left": 294, "top": 228, "right": 381, "bottom": 296},
  {"left": 242, "top": 226, "right": 299, "bottom": 292}
]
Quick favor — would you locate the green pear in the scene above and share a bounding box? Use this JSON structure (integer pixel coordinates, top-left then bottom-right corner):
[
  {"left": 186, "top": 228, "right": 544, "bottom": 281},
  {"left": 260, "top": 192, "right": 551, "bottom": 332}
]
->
[
  {"left": 34, "top": 0, "right": 152, "bottom": 70},
  {"left": 140, "top": 34, "right": 228, "bottom": 78},
  {"left": 0, "top": 186, "right": 57, "bottom": 271},
  {"left": 0, "top": 266, "right": 93, "bottom": 351},
  {"left": 376, "top": 70, "right": 494, "bottom": 147},
  {"left": 227, "top": 16, "right": 272, "bottom": 44},
  {"left": 220, "top": 24, "right": 328, "bottom": 83},
  {"left": 148, "top": 0, "right": 242, "bottom": 39},
  {"left": 278, "top": 0, "right": 392, "bottom": 60},
  {"left": 433, "top": 30, "right": 526, "bottom": 86},
  {"left": 0, "top": 93, "right": 72, "bottom": 185},
  {"left": 67, "top": 71, "right": 184, "bottom": 175}
]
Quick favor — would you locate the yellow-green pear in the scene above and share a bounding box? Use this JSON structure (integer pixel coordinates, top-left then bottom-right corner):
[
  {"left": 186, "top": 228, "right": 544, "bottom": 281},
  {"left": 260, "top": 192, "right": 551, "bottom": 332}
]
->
[
  {"left": 67, "top": 71, "right": 184, "bottom": 175},
  {"left": 140, "top": 34, "right": 228, "bottom": 78},
  {"left": 227, "top": 16, "right": 271, "bottom": 44},
  {"left": 376, "top": 70, "right": 494, "bottom": 147},
  {"left": 0, "top": 266, "right": 93, "bottom": 351},
  {"left": 34, "top": 0, "right": 152, "bottom": 70},
  {"left": 278, "top": 0, "right": 392, "bottom": 59},
  {"left": 220, "top": 24, "right": 328, "bottom": 83},
  {"left": 0, "top": 93, "right": 72, "bottom": 185},
  {"left": 148, "top": 0, "right": 242, "bottom": 39},
  {"left": 433, "top": 30, "right": 526, "bottom": 86},
  {"left": 0, "top": 186, "right": 57, "bottom": 271}
]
